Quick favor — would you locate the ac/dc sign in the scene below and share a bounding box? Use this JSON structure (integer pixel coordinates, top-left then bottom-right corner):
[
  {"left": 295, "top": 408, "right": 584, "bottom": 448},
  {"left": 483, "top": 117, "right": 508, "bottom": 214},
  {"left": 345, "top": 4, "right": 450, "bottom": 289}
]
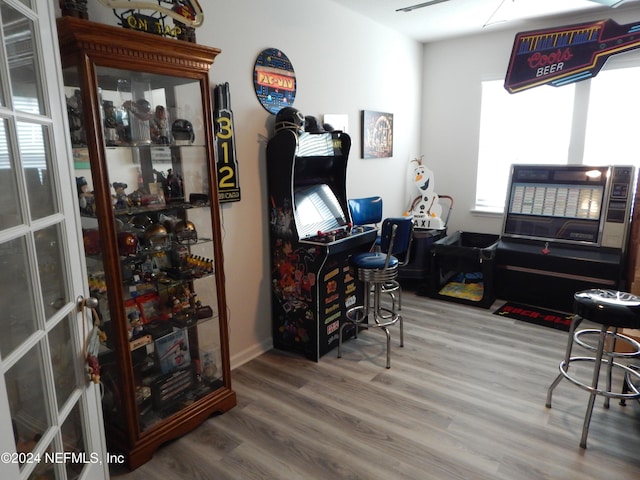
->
[{"left": 505, "top": 19, "right": 640, "bottom": 93}]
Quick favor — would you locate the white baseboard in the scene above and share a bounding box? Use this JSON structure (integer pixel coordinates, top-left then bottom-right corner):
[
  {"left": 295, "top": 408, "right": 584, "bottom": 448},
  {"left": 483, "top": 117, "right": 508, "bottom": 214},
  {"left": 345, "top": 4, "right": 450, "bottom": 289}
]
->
[{"left": 230, "top": 337, "right": 273, "bottom": 370}]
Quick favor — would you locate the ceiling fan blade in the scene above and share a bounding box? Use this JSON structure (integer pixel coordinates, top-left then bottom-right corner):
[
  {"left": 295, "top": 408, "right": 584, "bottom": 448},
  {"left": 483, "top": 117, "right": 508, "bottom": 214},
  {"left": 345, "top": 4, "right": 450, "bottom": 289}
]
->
[{"left": 396, "top": 0, "right": 451, "bottom": 13}]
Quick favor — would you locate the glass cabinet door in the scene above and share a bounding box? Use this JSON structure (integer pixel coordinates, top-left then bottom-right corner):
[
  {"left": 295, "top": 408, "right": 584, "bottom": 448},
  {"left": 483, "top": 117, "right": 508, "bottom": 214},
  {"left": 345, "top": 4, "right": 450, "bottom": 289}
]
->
[
  {"left": 0, "top": 3, "right": 108, "bottom": 480},
  {"left": 62, "top": 65, "right": 225, "bottom": 433}
]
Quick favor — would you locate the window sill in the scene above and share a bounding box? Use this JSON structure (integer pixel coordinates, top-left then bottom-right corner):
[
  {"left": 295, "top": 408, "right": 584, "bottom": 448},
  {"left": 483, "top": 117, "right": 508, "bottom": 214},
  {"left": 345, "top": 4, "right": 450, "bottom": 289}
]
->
[{"left": 470, "top": 208, "right": 504, "bottom": 217}]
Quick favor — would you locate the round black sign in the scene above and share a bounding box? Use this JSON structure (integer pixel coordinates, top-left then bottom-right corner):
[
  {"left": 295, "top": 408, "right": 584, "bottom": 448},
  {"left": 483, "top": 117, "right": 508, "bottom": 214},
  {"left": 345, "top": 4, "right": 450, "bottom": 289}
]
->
[{"left": 253, "top": 48, "right": 297, "bottom": 114}]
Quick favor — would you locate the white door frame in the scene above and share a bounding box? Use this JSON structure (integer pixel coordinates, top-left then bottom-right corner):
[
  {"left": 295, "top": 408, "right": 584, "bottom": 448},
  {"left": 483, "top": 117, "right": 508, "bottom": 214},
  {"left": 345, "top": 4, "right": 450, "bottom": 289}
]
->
[{"left": 0, "top": 1, "right": 108, "bottom": 479}]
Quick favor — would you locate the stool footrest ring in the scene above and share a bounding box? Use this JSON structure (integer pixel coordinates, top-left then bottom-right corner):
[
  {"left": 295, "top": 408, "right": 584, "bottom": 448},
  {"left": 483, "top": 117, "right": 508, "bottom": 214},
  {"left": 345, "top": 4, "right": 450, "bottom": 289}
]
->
[
  {"left": 574, "top": 329, "right": 640, "bottom": 358},
  {"left": 346, "top": 306, "right": 399, "bottom": 328},
  {"left": 559, "top": 357, "right": 640, "bottom": 400},
  {"left": 345, "top": 305, "right": 368, "bottom": 325}
]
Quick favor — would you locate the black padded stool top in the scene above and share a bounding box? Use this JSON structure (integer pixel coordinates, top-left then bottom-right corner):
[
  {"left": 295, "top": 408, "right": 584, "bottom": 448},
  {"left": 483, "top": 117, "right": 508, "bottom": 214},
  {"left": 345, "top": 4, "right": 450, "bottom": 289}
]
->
[{"left": 574, "top": 289, "right": 640, "bottom": 329}]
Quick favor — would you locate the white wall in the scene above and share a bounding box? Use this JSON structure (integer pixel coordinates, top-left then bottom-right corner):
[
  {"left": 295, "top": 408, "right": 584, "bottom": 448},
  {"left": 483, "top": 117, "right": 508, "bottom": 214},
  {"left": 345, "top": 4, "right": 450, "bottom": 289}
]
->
[
  {"left": 421, "top": 4, "right": 640, "bottom": 235},
  {"left": 74, "top": 1, "right": 640, "bottom": 367},
  {"left": 82, "top": 1, "right": 424, "bottom": 366}
]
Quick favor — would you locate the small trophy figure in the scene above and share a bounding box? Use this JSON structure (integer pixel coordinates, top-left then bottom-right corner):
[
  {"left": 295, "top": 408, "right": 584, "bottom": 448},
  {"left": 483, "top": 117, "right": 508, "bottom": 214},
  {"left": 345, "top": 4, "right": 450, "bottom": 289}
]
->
[
  {"left": 76, "top": 177, "right": 95, "bottom": 215},
  {"left": 164, "top": 169, "right": 184, "bottom": 203},
  {"left": 66, "top": 89, "right": 85, "bottom": 146},
  {"left": 128, "top": 311, "right": 143, "bottom": 340},
  {"left": 123, "top": 98, "right": 152, "bottom": 145},
  {"left": 103, "top": 100, "right": 119, "bottom": 146},
  {"left": 151, "top": 105, "right": 171, "bottom": 144},
  {"left": 112, "top": 182, "right": 131, "bottom": 210}
]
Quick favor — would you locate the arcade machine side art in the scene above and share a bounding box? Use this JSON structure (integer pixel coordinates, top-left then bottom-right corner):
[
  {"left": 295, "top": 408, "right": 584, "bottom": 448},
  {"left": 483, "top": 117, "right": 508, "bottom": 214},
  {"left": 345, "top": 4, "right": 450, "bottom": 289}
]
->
[{"left": 266, "top": 109, "right": 377, "bottom": 361}]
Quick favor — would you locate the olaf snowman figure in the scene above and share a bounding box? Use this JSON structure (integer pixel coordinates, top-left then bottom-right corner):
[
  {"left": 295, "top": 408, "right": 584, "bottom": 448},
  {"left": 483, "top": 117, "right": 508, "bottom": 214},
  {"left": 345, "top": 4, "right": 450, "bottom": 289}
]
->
[{"left": 409, "top": 157, "right": 445, "bottom": 230}]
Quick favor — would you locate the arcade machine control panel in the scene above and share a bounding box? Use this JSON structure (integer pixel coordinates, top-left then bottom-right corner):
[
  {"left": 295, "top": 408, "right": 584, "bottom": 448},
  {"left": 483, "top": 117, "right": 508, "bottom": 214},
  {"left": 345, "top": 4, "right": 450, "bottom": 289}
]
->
[{"left": 301, "top": 225, "right": 376, "bottom": 246}]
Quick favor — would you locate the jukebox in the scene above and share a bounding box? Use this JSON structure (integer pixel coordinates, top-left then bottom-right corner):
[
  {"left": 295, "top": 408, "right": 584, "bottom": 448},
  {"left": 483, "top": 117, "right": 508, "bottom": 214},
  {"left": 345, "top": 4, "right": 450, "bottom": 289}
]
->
[
  {"left": 495, "top": 164, "right": 637, "bottom": 312},
  {"left": 266, "top": 110, "right": 376, "bottom": 361}
]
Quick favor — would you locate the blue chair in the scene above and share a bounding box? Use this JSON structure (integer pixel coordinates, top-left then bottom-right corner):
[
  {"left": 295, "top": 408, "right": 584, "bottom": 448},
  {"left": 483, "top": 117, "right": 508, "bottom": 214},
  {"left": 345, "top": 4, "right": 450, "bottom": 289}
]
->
[
  {"left": 348, "top": 196, "right": 383, "bottom": 250},
  {"left": 338, "top": 217, "right": 413, "bottom": 368}
]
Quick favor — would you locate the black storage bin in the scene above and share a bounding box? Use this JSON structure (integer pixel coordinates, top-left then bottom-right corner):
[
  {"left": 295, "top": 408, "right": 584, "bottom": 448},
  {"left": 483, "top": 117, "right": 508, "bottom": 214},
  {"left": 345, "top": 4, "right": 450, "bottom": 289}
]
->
[
  {"left": 429, "top": 231, "right": 500, "bottom": 308},
  {"left": 398, "top": 228, "right": 447, "bottom": 281}
]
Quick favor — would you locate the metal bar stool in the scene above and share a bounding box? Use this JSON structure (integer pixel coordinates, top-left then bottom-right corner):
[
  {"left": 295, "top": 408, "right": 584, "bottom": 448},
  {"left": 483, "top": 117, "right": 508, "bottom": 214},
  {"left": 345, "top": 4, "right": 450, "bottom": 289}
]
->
[
  {"left": 380, "top": 226, "right": 413, "bottom": 313},
  {"left": 546, "top": 289, "right": 640, "bottom": 448},
  {"left": 338, "top": 217, "right": 413, "bottom": 368}
]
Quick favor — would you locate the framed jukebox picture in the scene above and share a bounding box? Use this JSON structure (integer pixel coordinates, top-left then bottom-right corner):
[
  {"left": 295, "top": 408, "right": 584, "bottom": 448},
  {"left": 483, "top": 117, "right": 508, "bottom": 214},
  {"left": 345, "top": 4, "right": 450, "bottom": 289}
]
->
[{"left": 361, "top": 110, "right": 393, "bottom": 159}]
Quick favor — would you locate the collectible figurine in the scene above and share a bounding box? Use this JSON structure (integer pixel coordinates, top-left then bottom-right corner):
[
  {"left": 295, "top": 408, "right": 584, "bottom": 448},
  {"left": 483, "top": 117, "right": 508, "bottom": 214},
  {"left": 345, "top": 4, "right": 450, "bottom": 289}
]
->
[
  {"left": 116, "top": 105, "right": 131, "bottom": 144},
  {"left": 66, "top": 89, "right": 85, "bottom": 146},
  {"left": 112, "top": 182, "right": 131, "bottom": 210},
  {"left": 128, "top": 311, "right": 143, "bottom": 340},
  {"left": 128, "top": 189, "right": 142, "bottom": 207},
  {"left": 76, "top": 176, "right": 95, "bottom": 215},
  {"left": 103, "top": 100, "right": 119, "bottom": 146},
  {"left": 201, "top": 352, "right": 217, "bottom": 379},
  {"left": 123, "top": 98, "right": 153, "bottom": 144},
  {"left": 164, "top": 168, "right": 184, "bottom": 203},
  {"left": 151, "top": 105, "right": 171, "bottom": 144}
]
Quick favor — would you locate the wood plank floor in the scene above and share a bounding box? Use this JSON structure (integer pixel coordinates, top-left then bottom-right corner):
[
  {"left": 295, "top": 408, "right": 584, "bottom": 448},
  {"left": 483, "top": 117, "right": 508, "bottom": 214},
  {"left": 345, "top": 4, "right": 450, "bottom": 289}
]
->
[{"left": 111, "top": 289, "right": 640, "bottom": 480}]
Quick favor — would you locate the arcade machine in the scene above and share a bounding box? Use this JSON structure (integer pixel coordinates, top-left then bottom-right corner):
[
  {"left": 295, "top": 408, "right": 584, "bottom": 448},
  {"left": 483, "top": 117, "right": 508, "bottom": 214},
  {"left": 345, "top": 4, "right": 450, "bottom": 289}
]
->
[
  {"left": 266, "top": 108, "right": 377, "bottom": 361},
  {"left": 495, "top": 164, "right": 637, "bottom": 312}
]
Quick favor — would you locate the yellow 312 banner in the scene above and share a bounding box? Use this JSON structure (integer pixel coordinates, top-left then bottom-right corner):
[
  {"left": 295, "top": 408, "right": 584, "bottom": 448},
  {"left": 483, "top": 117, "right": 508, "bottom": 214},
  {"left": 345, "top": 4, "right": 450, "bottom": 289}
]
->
[{"left": 214, "top": 82, "right": 241, "bottom": 203}]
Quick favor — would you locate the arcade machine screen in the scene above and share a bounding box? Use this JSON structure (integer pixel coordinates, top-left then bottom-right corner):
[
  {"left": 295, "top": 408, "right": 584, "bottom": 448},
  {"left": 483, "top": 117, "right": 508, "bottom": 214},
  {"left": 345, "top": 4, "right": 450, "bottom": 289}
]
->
[{"left": 294, "top": 184, "right": 348, "bottom": 239}]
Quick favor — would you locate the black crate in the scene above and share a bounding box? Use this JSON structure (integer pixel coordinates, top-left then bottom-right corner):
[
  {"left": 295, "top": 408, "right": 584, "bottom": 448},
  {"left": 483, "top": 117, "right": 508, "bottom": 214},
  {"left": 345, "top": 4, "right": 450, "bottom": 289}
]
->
[
  {"left": 398, "top": 228, "right": 447, "bottom": 281},
  {"left": 429, "top": 231, "right": 500, "bottom": 308}
]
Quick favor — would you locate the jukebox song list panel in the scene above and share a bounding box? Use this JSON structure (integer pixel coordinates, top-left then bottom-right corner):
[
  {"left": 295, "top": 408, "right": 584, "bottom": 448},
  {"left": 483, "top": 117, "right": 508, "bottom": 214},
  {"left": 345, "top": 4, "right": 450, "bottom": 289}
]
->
[{"left": 509, "top": 183, "right": 603, "bottom": 219}]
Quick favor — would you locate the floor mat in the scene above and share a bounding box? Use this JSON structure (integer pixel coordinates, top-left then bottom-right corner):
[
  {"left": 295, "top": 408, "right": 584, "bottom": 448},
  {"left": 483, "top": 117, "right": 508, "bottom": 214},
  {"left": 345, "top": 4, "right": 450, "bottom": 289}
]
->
[
  {"left": 438, "top": 281, "right": 484, "bottom": 302},
  {"left": 493, "top": 302, "right": 572, "bottom": 332}
]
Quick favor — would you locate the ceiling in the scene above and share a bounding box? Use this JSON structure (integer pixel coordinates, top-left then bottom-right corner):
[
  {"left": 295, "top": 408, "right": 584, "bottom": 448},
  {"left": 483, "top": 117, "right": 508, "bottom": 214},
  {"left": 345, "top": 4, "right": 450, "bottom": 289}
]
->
[{"left": 332, "top": 0, "right": 639, "bottom": 43}]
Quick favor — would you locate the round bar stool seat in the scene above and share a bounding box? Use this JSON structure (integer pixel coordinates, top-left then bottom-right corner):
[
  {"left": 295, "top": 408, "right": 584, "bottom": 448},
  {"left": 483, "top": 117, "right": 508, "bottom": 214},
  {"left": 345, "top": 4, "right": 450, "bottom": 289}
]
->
[
  {"left": 574, "top": 289, "right": 640, "bottom": 328},
  {"left": 338, "top": 217, "right": 412, "bottom": 369},
  {"left": 546, "top": 289, "right": 640, "bottom": 449},
  {"left": 350, "top": 251, "right": 399, "bottom": 270}
]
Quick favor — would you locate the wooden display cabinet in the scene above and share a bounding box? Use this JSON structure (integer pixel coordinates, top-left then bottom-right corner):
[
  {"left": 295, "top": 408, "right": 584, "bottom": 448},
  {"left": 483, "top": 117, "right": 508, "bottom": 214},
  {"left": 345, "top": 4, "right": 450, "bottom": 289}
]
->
[{"left": 57, "top": 17, "right": 236, "bottom": 469}]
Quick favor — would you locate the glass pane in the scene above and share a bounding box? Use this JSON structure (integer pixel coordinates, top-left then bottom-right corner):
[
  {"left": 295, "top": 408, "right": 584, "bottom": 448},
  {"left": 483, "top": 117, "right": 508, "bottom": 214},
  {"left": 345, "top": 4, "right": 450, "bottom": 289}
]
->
[
  {"left": 61, "top": 403, "right": 87, "bottom": 480},
  {"left": 49, "top": 315, "right": 77, "bottom": 408},
  {"left": 27, "top": 443, "right": 55, "bottom": 480},
  {"left": 0, "top": 235, "right": 38, "bottom": 357},
  {"left": 2, "top": 3, "right": 44, "bottom": 115},
  {"left": 18, "top": 122, "right": 57, "bottom": 220},
  {"left": 584, "top": 67, "right": 640, "bottom": 168},
  {"left": 0, "top": 118, "right": 22, "bottom": 228},
  {"left": 6, "top": 343, "right": 51, "bottom": 468},
  {"left": 35, "top": 224, "right": 68, "bottom": 318},
  {"left": 77, "top": 65, "right": 226, "bottom": 432},
  {"left": 475, "top": 80, "right": 574, "bottom": 211}
]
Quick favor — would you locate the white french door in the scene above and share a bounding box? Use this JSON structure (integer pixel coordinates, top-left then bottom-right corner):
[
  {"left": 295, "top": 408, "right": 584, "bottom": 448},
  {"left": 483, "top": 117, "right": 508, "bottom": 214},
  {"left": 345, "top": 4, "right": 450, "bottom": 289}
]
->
[{"left": 0, "top": 1, "right": 108, "bottom": 479}]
